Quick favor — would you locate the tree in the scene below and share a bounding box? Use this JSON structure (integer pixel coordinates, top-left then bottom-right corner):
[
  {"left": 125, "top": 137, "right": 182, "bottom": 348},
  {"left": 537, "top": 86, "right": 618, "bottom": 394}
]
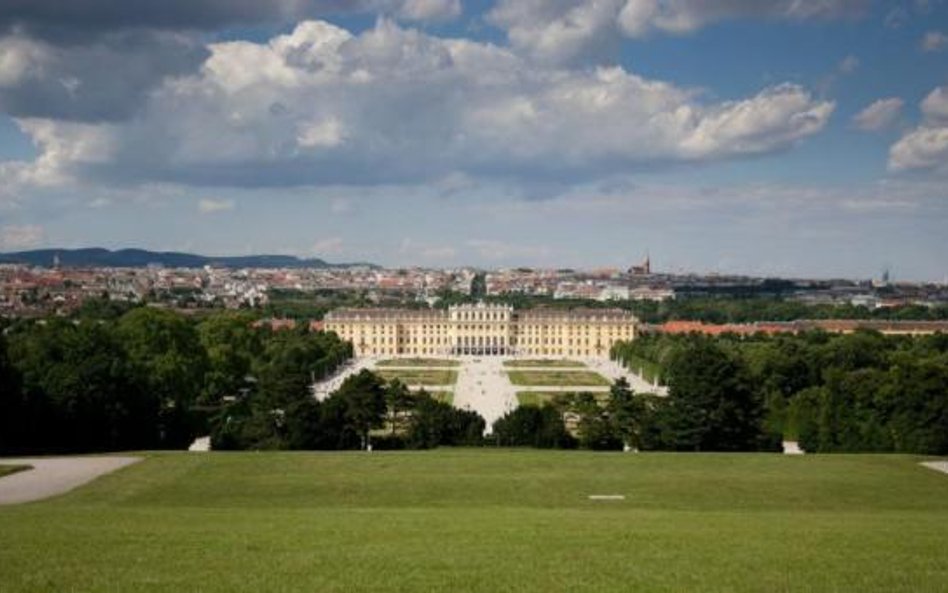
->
[
  {"left": 663, "top": 338, "right": 769, "bottom": 451},
  {"left": 8, "top": 319, "right": 159, "bottom": 452},
  {"left": 402, "top": 390, "right": 485, "bottom": 449},
  {"left": 118, "top": 307, "right": 209, "bottom": 447},
  {"left": 334, "top": 370, "right": 387, "bottom": 449},
  {"left": 385, "top": 379, "right": 413, "bottom": 435},
  {"left": 605, "top": 378, "right": 646, "bottom": 450},
  {"left": 492, "top": 405, "right": 575, "bottom": 449},
  {"left": 0, "top": 333, "right": 24, "bottom": 453},
  {"left": 198, "top": 312, "right": 264, "bottom": 404}
]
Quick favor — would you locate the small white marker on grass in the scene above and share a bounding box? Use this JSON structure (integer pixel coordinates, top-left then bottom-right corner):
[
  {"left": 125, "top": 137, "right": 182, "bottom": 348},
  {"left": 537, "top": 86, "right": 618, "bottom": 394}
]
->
[{"left": 588, "top": 494, "right": 625, "bottom": 501}]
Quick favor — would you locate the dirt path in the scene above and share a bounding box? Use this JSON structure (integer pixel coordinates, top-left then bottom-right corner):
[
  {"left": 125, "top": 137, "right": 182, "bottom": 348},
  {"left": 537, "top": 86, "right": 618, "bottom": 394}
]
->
[
  {"left": 921, "top": 461, "right": 948, "bottom": 475},
  {"left": 0, "top": 456, "right": 141, "bottom": 505}
]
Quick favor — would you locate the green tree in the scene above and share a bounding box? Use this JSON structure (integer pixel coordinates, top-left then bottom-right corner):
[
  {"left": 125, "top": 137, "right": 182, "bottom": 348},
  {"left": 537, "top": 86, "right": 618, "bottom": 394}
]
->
[
  {"left": 0, "top": 333, "right": 24, "bottom": 453},
  {"left": 605, "top": 378, "right": 646, "bottom": 450},
  {"left": 492, "top": 405, "right": 575, "bottom": 449},
  {"left": 198, "top": 312, "right": 264, "bottom": 404},
  {"left": 663, "top": 338, "right": 769, "bottom": 451},
  {"left": 334, "top": 369, "right": 387, "bottom": 449},
  {"left": 385, "top": 379, "right": 413, "bottom": 436},
  {"left": 117, "top": 308, "right": 209, "bottom": 446},
  {"left": 8, "top": 319, "right": 158, "bottom": 452}
]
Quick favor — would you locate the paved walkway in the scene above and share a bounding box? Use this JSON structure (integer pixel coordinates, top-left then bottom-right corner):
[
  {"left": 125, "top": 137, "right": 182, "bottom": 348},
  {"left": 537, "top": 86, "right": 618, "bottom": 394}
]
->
[
  {"left": 453, "top": 357, "right": 518, "bottom": 431},
  {"left": 584, "top": 357, "right": 668, "bottom": 396},
  {"left": 921, "top": 461, "right": 948, "bottom": 475},
  {"left": 0, "top": 456, "right": 141, "bottom": 505},
  {"left": 311, "top": 357, "right": 378, "bottom": 401},
  {"left": 310, "top": 356, "right": 663, "bottom": 433}
]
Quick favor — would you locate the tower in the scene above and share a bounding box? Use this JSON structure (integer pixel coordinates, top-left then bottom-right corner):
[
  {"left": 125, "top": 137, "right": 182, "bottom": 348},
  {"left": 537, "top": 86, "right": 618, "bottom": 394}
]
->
[{"left": 629, "top": 252, "right": 651, "bottom": 276}]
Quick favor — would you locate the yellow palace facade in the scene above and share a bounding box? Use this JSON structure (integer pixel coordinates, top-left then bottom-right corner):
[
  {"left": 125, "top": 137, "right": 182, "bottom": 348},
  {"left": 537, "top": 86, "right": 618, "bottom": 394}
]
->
[{"left": 324, "top": 303, "right": 636, "bottom": 358}]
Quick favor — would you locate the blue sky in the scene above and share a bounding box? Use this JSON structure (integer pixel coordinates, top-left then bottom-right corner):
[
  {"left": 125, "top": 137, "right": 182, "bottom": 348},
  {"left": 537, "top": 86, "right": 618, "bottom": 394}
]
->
[{"left": 0, "top": 0, "right": 946, "bottom": 280}]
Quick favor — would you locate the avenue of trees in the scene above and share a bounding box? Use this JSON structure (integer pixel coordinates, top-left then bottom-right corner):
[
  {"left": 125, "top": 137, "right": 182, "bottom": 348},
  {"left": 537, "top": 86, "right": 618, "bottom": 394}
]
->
[{"left": 612, "top": 331, "right": 948, "bottom": 454}]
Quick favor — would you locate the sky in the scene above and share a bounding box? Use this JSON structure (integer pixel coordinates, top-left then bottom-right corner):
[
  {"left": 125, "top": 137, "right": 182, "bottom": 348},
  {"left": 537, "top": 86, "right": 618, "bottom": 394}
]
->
[{"left": 0, "top": 0, "right": 946, "bottom": 281}]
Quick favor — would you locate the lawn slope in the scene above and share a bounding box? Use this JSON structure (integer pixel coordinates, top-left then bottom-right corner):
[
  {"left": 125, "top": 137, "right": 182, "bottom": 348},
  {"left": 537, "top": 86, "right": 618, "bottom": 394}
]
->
[{"left": 0, "top": 451, "right": 946, "bottom": 593}]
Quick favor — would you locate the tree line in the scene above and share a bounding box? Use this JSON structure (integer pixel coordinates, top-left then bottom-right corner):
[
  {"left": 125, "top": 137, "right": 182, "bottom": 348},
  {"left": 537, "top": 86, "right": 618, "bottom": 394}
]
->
[
  {"left": 611, "top": 331, "right": 948, "bottom": 454},
  {"left": 492, "top": 341, "right": 780, "bottom": 453},
  {"left": 0, "top": 308, "right": 352, "bottom": 454},
  {"left": 212, "top": 372, "right": 485, "bottom": 451}
]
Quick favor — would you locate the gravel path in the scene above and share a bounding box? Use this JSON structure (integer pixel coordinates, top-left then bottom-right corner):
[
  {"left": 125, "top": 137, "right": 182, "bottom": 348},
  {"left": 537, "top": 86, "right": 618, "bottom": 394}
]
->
[
  {"left": 454, "top": 357, "right": 518, "bottom": 432},
  {"left": 921, "top": 461, "right": 948, "bottom": 475},
  {"left": 0, "top": 456, "right": 141, "bottom": 505},
  {"left": 312, "top": 356, "right": 662, "bottom": 433},
  {"left": 584, "top": 357, "right": 668, "bottom": 396}
]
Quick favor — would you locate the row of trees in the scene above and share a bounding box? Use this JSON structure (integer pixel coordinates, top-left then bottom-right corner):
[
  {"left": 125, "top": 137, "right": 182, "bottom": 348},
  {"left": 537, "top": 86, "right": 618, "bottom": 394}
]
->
[
  {"left": 611, "top": 331, "right": 948, "bottom": 454},
  {"left": 494, "top": 340, "right": 781, "bottom": 453},
  {"left": 0, "top": 308, "right": 352, "bottom": 454},
  {"left": 212, "top": 371, "right": 485, "bottom": 451}
]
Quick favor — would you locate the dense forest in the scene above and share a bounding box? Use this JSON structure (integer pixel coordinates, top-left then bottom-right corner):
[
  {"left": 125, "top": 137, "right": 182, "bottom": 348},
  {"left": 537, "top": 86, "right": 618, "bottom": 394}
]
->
[{"left": 611, "top": 331, "right": 948, "bottom": 454}]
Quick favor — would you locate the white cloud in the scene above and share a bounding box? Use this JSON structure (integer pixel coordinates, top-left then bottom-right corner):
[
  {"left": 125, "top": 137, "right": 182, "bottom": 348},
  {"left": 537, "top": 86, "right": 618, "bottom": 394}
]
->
[
  {"left": 889, "top": 127, "right": 948, "bottom": 172},
  {"left": 921, "top": 86, "right": 948, "bottom": 122},
  {"left": 853, "top": 98, "right": 903, "bottom": 131},
  {"left": 890, "top": 86, "right": 948, "bottom": 172},
  {"left": 312, "top": 236, "right": 344, "bottom": 255},
  {"left": 921, "top": 31, "right": 948, "bottom": 52},
  {"left": 297, "top": 117, "right": 346, "bottom": 149},
  {"left": 6, "top": 19, "right": 833, "bottom": 189},
  {"left": 392, "top": 0, "right": 461, "bottom": 21},
  {"left": 197, "top": 198, "right": 235, "bottom": 213},
  {"left": 489, "top": 0, "right": 868, "bottom": 63},
  {"left": 0, "top": 224, "right": 45, "bottom": 250},
  {"left": 617, "top": 0, "right": 868, "bottom": 37},
  {"left": 487, "top": 0, "right": 625, "bottom": 64}
]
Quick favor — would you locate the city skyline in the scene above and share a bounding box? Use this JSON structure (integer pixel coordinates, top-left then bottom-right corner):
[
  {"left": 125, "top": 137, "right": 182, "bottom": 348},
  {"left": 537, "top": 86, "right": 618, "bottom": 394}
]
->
[{"left": 0, "top": 1, "right": 946, "bottom": 280}]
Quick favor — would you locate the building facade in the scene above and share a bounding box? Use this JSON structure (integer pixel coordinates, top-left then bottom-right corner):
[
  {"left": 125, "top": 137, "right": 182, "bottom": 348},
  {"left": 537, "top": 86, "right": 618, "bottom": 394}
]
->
[{"left": 324, "top": 302, "right": 636, "bottom": 357}]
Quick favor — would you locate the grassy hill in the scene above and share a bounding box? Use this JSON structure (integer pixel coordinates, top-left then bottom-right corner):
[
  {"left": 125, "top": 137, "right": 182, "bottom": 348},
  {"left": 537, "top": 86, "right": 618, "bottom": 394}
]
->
[{"left": 0, "top": 451, "right": 946, "bottom": 592}]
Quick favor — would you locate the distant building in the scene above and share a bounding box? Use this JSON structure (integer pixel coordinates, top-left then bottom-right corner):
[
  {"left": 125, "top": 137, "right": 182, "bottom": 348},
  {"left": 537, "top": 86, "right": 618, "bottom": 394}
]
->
[
  {"left": 629, "top": 253, "right": 651, "bottom": 276},
  {"left": 324, "top": 302, "right": 636, "bottom": 358}
]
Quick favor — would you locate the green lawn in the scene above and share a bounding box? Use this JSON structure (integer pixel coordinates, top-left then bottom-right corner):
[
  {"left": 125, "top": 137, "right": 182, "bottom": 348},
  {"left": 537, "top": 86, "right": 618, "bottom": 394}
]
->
[
  {"left": 414, "top": 389, "right": 454, "bottom": 404},
  {"left": 515, "top": 391, "right": 607, "bottom": 407},
  {"left": 503, "top": 359, "right": 587, "bottom": 368},
  {"left": 507, "top": 370, "right": 611, "bottom": 387},
  {"left": 1, "top": 451, "right": 947, "bottom": 593},
  {"left": 375, "top": 369, "right": 458, "bottom": 386},
  {"left": 376, "top": 358, "right": 460, "bottom": 368},
  {"left": 0, "top": 464, "right": 31, "bottom": 478}
]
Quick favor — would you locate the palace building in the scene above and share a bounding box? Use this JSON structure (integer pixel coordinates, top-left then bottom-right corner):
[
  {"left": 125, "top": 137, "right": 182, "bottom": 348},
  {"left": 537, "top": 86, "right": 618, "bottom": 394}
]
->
[{"left": 324, "top": 302, "right": 636, "bottom": 358}]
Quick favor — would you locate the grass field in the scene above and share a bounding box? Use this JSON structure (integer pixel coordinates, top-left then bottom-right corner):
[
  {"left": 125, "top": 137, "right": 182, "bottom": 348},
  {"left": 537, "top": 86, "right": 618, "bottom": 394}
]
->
[
  {"left": 0, "top": 464, "right": 30, "bottom": 478},
  {"left": 507, "top": 370, "right": 611, "bottom": 387},
  {"left": 376, "top": 358, "right": 460, "bottom": 368},
  {"left": 515, "top": 391, "right": 607, "bottom": 406},
  {"left": 503, "top": 359, "right": 587, "bottom": 368},
  {"left": 0, "top": 451, "right": 946, "bottom": 593},
  {"left": 414, "top": 390, "right": 454, "bottom": 404},
  {"left": 375, "top": 369, "right": 459, "bottom": 385}
]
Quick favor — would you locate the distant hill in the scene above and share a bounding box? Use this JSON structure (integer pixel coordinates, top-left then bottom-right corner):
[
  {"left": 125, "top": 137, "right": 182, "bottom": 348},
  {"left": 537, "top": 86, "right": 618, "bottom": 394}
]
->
[{"left": 0, "top": 248, "right": 378, "bottom": 269}]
